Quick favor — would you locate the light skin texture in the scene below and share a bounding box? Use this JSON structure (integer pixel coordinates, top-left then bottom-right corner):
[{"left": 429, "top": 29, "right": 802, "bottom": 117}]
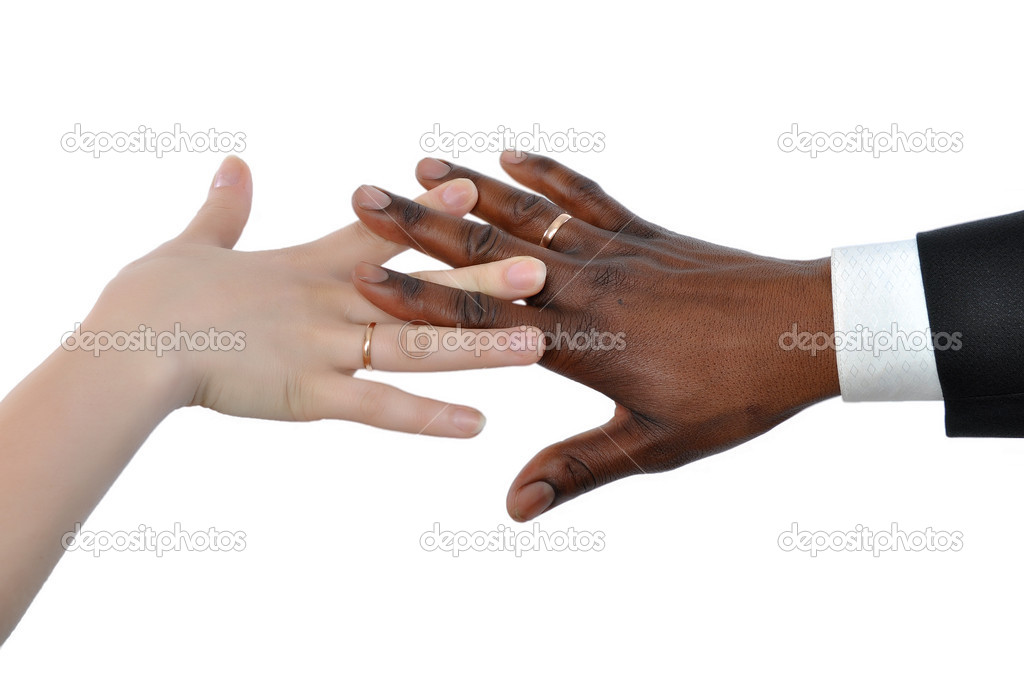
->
[
  {"left": 0, "top": 156, "right": 546, "bottom": 643},
  {"left": 351, "top": 151, "right": 841, "bottom": 523}
]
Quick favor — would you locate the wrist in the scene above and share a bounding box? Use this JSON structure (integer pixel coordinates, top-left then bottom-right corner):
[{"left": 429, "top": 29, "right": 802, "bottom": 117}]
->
[
  {"left": 779, "top": 256, "right": 841, "bottom": 404},
  {"left": 60, "top": 310, "right": 196, "bottom": 415}
]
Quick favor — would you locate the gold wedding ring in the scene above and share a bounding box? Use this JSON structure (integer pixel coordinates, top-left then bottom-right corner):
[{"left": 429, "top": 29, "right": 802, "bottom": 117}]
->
[
  {"left": 362, "top": 322, "right": 377, "bottom": 371},
  {"left": 540, "top": 213, "right": 572, "bottom": 248}
]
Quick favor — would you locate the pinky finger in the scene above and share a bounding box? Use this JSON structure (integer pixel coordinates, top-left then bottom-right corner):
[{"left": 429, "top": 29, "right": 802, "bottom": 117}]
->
[{"left": 308, "top": 374, "right": 487, "bottom": 438}]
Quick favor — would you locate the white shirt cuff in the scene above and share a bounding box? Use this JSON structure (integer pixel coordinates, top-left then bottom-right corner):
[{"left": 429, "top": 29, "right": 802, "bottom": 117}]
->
[{"left": 830, "top": 238, "right": 943, "bottom": 401}]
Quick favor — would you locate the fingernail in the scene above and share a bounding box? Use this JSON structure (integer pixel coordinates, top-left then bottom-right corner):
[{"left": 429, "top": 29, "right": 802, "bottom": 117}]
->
[
  {"left": 418, "top": 158, "right": 451, "bottom": 180},
  {"left": 355, "top": 185, "right": 392, "bottom": 210},
  {"left": 213, "top": 156, "right": 242, "bottom": 188},
  {"left": 501, "top": 149, "right": 528, "bottom": 165},
  {"left": 514, "top": 481, "right": 555, "bottom": 521},
  {"left": 440, "top": 179, "right": 473, "bottom": 208},
  {"left": 452, "top": 408, "right": 486, "bottom": 436},
  {"left": 505, "top": 257, "right": 546, "bottom": 291},
  {"left": 354, "top": 262, "right": 389, "bottom": 283}
]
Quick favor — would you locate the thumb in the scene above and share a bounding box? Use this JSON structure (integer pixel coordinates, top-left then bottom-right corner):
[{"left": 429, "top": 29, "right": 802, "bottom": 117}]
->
[
  {"left": 506, "top": 406, "right": 650, "bottom": 522},
  {"left": 179, "top": 155, "right": 253, "bottom": 248}
]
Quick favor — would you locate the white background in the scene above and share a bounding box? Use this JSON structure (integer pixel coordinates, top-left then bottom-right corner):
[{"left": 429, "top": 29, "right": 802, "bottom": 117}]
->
[{"left": 1, "top": 1, "right": 1022, "bottom": 678}]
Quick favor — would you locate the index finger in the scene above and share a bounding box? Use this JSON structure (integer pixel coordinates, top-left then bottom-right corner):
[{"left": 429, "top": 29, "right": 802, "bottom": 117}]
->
[
  {"left": 294, "top": 178, "right": 481, "bottom": 271},
  {"left": 351, "top": 185, "right": 577, "bottom": 271}
]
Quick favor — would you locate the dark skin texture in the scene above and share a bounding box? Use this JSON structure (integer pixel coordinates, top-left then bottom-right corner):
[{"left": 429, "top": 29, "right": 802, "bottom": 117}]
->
[{"left": 351, "top": 152, "right": 840, "bottom": 521}]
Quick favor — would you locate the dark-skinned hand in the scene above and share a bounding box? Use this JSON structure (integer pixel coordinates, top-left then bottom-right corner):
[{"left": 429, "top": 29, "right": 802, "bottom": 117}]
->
[{"left": 350, "top": 151, "right": 840, "bottom": 521}]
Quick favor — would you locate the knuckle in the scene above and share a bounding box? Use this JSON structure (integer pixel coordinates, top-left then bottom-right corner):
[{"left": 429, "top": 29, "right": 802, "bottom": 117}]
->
[
  {"left": 304, "top": 279, "right": 337, "bottom": 309},
  {"left": 198, "top": 198, "right": 235, "bottom": 219},
  {"left": 457, "top": 290, "right": 496, "bottom": 327},
  {"left": 401, "top": 200, "right": 430, "bottom": 228},
  {"left": 565, "top": 175, "right": 605, "bottom": 205},
  {"left": 354, "top": 221, "right": 389, "bottom": 249},
  {"left": 617, "top": 217, "right": 658, "bottom": 238},
  {"left": 356, "top": 387, "right": 388, "bottom": 423},
  {"left": 560, "top": 453, "right": 598, "bottom": 493},
  {"left": 397, "top": 273, "right": 426, "bottom": 300},
  {"left": 284, "top": 374, "right": 313, "bottom": 421},
  {"left": 465, "top": 222, "right": 504, "bottom": 261},
  {"left": 509, "top": 192, "right": 547, "bottom": 224}
]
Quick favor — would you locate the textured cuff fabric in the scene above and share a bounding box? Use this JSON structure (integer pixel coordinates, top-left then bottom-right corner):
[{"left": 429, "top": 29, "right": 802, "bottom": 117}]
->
[
  {"left": 831, "top": 239, "right": 943, "bottom": 401},
  {"left": 917, "top": 210, "right": 1024, "bottom": 437}
]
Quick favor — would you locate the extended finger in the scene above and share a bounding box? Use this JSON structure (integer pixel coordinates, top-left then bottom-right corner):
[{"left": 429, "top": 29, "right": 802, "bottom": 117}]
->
[
  {"left": 415, "top": 158, "right": 614, "bottom": 255},
  {"left": 351, "top": 186, "right": 577, "bottom": 272},
  {"left": 410, "top": 256, "right": 546, "bottom": 301},
  {"left": 293, "top": 178, "right": 480, "bottom": 272},
  {"left": 352, "top": 262, "right": 549, "bottom": 331},
  {"left": 498, "top": 151, "right": 653, "bottom": 237},
  {"left": 336, "top": 322, "right": 543, "bottom": 372},
  {"left": 506, "top": 408, "right": 651, "bottom": 521},
  {"left": 339, "top": 256, "right": 548, "bottom": 325},
  {"left": 308, "top": 375, "right": 487, "bottom": 438},
  {"left": 178, "top": 156, "right": 253, "bottom": 249}
]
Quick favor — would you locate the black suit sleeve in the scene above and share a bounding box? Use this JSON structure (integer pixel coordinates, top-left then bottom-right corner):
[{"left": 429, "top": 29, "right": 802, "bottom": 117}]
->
[{"left": 916, "top": 210, "right": 1024, "bottom": 437}]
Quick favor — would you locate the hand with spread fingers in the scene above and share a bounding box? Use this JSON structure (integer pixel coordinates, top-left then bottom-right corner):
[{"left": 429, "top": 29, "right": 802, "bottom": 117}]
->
[
  {"left": 0, "top": 156, "right": 549, "bottom": 641},
  {"left": 351, "top": 151, "right": 841, "bottom": 521},
  {"left": 88, "top": 157, "right": 547, "bottom": 435}
]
